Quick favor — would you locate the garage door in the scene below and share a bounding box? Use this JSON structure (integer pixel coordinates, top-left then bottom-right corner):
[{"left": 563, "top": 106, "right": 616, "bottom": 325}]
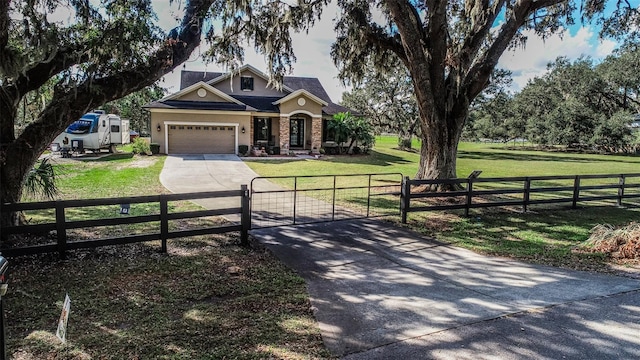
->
[{"left": 168, "top": 125, "right": 235, "bottom": 154}]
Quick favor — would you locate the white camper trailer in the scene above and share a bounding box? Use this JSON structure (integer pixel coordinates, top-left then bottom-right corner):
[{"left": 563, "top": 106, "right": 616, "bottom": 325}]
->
[{"left": 53, "top": 111, "right": 130, "bottom": 154}]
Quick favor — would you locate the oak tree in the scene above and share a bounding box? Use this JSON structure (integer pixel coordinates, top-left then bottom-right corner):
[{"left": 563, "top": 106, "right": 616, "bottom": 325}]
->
[
  {"left": 331, "top": 0, "right": 638, "bottom": 183},
  {"left": 0, "top": 0, "right": 325, "bottom": 227}
]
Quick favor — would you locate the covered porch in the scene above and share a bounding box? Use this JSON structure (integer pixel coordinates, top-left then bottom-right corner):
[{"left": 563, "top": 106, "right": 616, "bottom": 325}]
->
[{"left": 250, "top": 114, "right": 322, "bottom": 155}]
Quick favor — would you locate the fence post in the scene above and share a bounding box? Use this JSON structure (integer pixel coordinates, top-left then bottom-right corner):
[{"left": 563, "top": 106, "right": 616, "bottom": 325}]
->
[
  {"left": 160, "top": 195, "right": 168, "bottom": 253},
  {"left": 400, "top": 176, "right": 410, "bottom": 223},
  {"left": 332, "top": 175, "right": 337, "bottom": 221},
  {"left": 465, "top": 179, "right": 473, "bottom": 217},
  {"left": 55, "top": 201, "right": 67, "bottom": 260},
  {"left": 292, "top": 177, "right": 298, "bottom": 225},
  {"left": 572, "top": 175, "right": 581, "bottom": 209},
  {"left": 366, "top": 174, "right": 372, "bottom": 218},
  {"left": 241, "top": 185, "right": 250, "bottom": 246},
  {"left": 617, "top": 174, "right": 625, "bottom": 207},
  {"left": 523, "top": 177, "right": 531, "bottom": 212}
]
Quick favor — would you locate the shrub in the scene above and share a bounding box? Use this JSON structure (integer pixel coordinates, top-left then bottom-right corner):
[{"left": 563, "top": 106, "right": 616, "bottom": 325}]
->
[
  {"left": 238, "top": 145, "right": 249, "bottom": 156},
  {"left": 352, "top": 146, "right": 361, "bottom": 155},
  {"left": 149, "top": 143, "right": 160, "bottom": 154},
  {"left": 132, "top": 138, "right": 151, "bottom": 155},
  {"left": 23, "top": 157, "right": 59, "bottom": 200}
]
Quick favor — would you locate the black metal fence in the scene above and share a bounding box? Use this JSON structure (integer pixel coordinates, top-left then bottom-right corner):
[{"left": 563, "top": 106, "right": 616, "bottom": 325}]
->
[
  {"left": 401, "top": 173, "right": 640, "bottom": 223},
  {"left": 0, "top": 186, "right": 250, "bottom": 258},
  {"left": 250, "top": 173, "right": 403, "bottom": 228}
]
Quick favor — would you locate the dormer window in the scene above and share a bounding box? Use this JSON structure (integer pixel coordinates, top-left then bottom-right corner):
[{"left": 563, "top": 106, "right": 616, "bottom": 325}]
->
[{"left": 241, "top": 76, "right": 254, "bottom": 91}]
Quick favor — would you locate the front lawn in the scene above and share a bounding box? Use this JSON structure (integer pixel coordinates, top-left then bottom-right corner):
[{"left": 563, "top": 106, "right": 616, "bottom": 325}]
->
[{"left": 8, "top": 153, "right": 330, "bottom": 359}]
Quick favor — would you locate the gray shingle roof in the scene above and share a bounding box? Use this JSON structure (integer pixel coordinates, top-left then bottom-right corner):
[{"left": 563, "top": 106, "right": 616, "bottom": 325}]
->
[
  {"left": 180, "top": 70, "right": 223, "bottom": 89},
  {"left": 229, "top": 95, "right": 281, "bottom": 113},
  {"left": 144, "top": 100, "right": 246, "bottom": 111},
  {"left": 172, "top": 69, "right": 356, "bottom": 116}
]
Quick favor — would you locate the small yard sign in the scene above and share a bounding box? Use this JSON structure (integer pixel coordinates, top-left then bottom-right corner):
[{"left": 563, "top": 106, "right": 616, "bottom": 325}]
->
[
  {"left": 56, "top": 294, "right": 71, "bottom": 343},
  {"left": 120, "top": 203, "right": 130, "bottom": 215}
]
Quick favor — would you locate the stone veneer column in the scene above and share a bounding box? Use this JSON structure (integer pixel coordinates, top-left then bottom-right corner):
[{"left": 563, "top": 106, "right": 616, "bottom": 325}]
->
[
  {"left": 311, "top": 116, "right": 322, "bottom": 153},
  {"left": 279, "top": 116, "right": 289, "bottom": 155}
]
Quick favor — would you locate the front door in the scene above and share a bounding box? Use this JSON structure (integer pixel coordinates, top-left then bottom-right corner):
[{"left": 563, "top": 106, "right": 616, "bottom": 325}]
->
[{"left": 290, "top": 118, "right": 304, "bottom": 148}]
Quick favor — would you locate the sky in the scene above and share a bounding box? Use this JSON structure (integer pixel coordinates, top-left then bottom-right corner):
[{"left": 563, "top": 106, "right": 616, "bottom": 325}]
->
[{"left": 155, "top": 2, "right": 623, "bottom": 102}]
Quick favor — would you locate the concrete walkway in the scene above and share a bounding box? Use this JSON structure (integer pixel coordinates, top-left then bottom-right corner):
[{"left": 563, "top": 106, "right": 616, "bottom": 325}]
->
[{"left": 251, "top": 219, "right": 640, "bottom": 359}]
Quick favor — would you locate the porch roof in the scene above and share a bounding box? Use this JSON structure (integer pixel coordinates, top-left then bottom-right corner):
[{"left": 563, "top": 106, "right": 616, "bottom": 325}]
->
[{"left": 144, "top": 100, "right": 247, "bottom": 111}]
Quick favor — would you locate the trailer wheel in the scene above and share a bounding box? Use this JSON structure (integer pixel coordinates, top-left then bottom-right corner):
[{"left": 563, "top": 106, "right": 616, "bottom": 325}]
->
[{"left": 109, "top": 144, "right": 117, "bottom": 153}]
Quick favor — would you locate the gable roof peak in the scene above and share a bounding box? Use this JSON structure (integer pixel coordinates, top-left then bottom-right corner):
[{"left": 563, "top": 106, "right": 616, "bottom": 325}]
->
[{"left": 206, "top": 64, "right": 295, "bottom": 93}]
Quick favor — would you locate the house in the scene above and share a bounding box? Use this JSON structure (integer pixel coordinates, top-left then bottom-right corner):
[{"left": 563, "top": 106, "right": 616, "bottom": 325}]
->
[{"left": 145, "top": 64, "right": 353, "bottom": 155}]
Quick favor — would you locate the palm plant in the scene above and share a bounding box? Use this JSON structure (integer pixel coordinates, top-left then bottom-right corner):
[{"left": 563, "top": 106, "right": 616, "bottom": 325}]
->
[{"left": 23, "top": 157, "right": 59, "bottom": 200}]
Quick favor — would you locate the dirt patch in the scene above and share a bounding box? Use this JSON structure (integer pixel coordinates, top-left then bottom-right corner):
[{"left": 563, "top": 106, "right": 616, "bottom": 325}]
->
[{"left": 114, "top": 155, "right": 157, "bottom": 169}]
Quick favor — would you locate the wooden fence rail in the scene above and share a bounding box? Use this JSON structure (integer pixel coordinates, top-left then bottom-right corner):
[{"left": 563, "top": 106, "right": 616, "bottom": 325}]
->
[
  {"left": 0, "top": 185, "right": 251, "bottom": 258},
  {"left": 401, "top": 173, "right": 640, "bottom": 223}
]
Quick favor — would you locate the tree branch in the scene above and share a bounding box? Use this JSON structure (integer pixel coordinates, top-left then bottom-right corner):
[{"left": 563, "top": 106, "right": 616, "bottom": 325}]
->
[
  {"left": 348, "top": 5, "right": 406, "bottom": 60},
  {"left": 13, "top": 0, "right": 214, "bottom": 157},
  {"left": 465, "top": 0, "right": 564, "bottom": 98}
]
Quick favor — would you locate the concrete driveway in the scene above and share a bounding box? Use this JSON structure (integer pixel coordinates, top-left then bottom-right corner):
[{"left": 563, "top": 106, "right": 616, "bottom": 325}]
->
[
  {"left": 160, "top": 154, "right": 260, "bottom": 221},
  {"left": 160, "top": 154, "right": 257, "bottom": 193},
  {"left": 252, "top": 219, "right": 640, "bottom": 359}
]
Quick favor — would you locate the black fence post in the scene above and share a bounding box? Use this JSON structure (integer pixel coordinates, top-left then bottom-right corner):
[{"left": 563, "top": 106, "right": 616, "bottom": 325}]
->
[
  {"left": 523, "top": 177, "right": 531, "bottom": 212},
  {"left": 292, "top": 177, "right": 298, "bottom": 225},
  {"left": 401, "top": 176, "right": 410, "bottom": 223},
  {"left": 366, "top": 174, "right": 372, "bottom": 218},
  {"left": 465, "top": 179, "right": 473, "bottom": 217},
  {"left": 160, "top": 195, "right": 168, "bottom": 253},
  {"left": 572, "top": 175, "right": 581, "bottom": 209},
  {"left": 241, "top": 185, "right": 250, "bottom": 246},
  {"left": 332, "top": 175, "right": 336, "bottom": 221},
  {"left": 55, "top": 201, "right": 67, "bottom": 260},
  {"left": 617, "top": 174, "right": 625, "bottom": 207}
]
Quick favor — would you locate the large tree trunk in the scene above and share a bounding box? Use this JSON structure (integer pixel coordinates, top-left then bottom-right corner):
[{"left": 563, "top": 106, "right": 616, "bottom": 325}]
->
[
  {"left": 413, "top": 106, "right": 468, "bottom": 192},
  {"left": 0, "top": 0, "right": 213, "bottom": 234}
]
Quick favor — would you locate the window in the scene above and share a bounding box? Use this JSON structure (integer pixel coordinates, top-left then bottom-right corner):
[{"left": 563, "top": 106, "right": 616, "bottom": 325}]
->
[
  {"left": 110, "top": 125, "right": 120, "bottom": 133},
  {"left": 241, "top": 76, "right": 254, "bottom": 91},
  {"left": 212, "top": 127, "right": 218, "bottom": 130},
  {"left": 195, "top": 126, "right": 201, "bottom": 130},
  {"left": 187, "top": 126, "right": 193, "bottom": 130},
  {"left": 170, "top": 125, "right": 176, "bottom": 130},
  {"left": 322, "top": 119, "right": 336, "bottom": 142},
  {"left": 178, "top": 126, "right": 185, "bottom": 130},
  {"left": 253, "top": 118, "right": 272, "bottom": 143}
]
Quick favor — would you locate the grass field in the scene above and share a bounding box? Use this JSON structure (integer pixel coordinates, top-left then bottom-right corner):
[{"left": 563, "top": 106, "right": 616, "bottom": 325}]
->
[
  {"left": 245, "top": 136, "right": 640, "bottom": 273},
  {"left": 245, "top": 136, "right": 640, "bottom": 178},
  {"left": 8, "top": 153, "right": 330, "bottom": 359}
]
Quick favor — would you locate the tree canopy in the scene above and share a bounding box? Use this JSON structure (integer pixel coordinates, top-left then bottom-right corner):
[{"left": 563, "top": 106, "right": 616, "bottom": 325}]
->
[
  {"left": 0, "top": 0, "right": 326, "bottom": 226},
  {"left": 330, "top": 0, "right": 639, "bottom": 182}
]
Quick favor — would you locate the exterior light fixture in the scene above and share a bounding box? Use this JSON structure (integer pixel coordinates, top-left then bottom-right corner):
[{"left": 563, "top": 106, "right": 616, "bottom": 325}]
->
[
  {"left": 156, "top": 124, "right": 161, "bottom": 132},
  {"left": 241, "top": 126, "right": 246, "bottom": 134}
]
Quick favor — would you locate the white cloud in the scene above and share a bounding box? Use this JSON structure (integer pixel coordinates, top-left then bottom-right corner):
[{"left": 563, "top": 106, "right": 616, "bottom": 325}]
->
[{"left": 498, "top": 27, "right": 618, "bottom": 90}]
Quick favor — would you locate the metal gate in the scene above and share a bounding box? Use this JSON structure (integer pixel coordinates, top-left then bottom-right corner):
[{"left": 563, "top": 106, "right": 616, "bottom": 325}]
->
[{"left": 250, "top": 173, "right": 403, "bottom": 228}]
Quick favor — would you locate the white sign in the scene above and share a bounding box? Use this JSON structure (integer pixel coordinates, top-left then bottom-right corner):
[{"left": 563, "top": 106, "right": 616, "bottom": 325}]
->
[{"left": 56, "top": 294, "right": 71, "bottom": 343}]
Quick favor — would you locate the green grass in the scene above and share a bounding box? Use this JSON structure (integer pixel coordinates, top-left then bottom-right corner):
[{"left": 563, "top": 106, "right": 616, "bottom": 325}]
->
[
  {"left": 246, "top": 136, "right": 640, "bottom": 179},
  {"left": 9, "top": 154, "right": 330, "bottom": 359},
  {"left": 50, "top": 153, "right": 167, "bottom": 200},
  {"left": 246, "top": 135, "right": 640, "bottom": 272}
]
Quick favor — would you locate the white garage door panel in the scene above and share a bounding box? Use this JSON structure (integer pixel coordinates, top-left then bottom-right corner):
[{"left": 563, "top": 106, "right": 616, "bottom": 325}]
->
[{"left": 168, "top": 125, "right": 235, "bottom": 154}]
